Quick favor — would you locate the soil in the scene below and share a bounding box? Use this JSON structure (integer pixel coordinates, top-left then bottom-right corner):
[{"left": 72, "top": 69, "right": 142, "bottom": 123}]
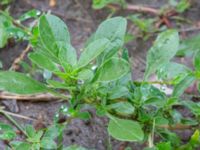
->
[{"left": 0, "top": 0, "right": 200, "bottom": 149}]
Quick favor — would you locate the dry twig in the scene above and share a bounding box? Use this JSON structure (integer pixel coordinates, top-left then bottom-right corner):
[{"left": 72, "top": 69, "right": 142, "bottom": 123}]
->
[
  {"left": 10, "top": 44, "right": 31, "bottom": 71},
  {"left": 107, "top": 3, "right": 160, "bottom": 15},
  {"left": 0, "top": 92, "right": 59, "bottom": 101}
]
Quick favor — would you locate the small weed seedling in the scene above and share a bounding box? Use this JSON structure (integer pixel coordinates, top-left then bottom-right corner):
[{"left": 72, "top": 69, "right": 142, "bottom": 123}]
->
[{"left": 0, "top": 13, "right": 200, "bottom": 150}]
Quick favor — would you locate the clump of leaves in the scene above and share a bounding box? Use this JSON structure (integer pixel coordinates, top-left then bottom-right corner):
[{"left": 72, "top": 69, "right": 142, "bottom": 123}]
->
[
  {"left": 0, "top": 9, "right": 41, "bottom": 48},
  {"left": 1, "top": 13, "right": 200, "bottom": 149}
]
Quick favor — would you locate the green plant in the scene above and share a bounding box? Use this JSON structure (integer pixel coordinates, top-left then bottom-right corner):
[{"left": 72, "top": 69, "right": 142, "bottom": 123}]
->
[
  {"left": 0, "top": 9, "right": 40, "bottom": 48},
  {"left": 92, "top": 0, "right": 126, "bottom": 9},
  {"left": 1, "top": 13, "right": 200, "bottom": 149},
  {"left": 0, "top": 0, "right": 13, "bottom": 6}
]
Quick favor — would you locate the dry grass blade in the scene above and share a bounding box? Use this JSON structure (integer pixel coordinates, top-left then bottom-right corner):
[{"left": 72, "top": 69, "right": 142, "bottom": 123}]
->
[
  {"left": 0, "top": 92, "right": 59, "bottom": 101},
  {"left": 2, "top": 110, "right": 36, "bottom": 121}
]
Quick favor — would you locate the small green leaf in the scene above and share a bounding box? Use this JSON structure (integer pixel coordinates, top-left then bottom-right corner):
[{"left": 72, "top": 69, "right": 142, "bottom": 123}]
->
[
  {"left": 77, "top": 38, "right": 110, "bottom": 68},
  {"left": 183, "top": 101, "right": 200, "bottom": 116},
  {"left": 172, "top": 73, "right": 195, "bottom": 97},
  {"left": 176, "top": 0, "right": 190, "bottom": 13},
  {"left": 108, "top": 86, "right": 129, "bottom": 99},
  {"left": 44, "top": 124, "right": 65, "bottom": 140},
  {"left": 0, "top": 15, "right": 11, "bottom": 48},
  {"left": 194, "top": 50, "right": 200, "bottom": 71},
  {"left": 157, "top": 62, "right": 189, "bottom": 80},
  {"left": 145, "top": 30, "right": 179, "bottom": 79},
  {"left": 0, "top": 123, "right": 16, "bottom": 140},
  {"left": 47, "top": 80, "right": 74, "bottom": 90},
  {"left": 0, "top": 71, "right": 48, "bottom": 94},
  {"left": 156, "top": 142, "right": 172, "bottom": 150},
  {"left": 92, "top": 0, "right": 117, "bottom": 9},
  {"left": 107, "top": 116, "right": 144, "bottom": 141},
  {"left": 77, "top": 111, "right": 91, "bottom": 120},
  {"left": 107, "top": 102, "right": 135, "bottom": 115},
  {"left": 177, "top": 34, "right": 200, "bottom": 57},
  {"left": 39, "top": 14, "right": 70, "bottom": 57},
  {"left": 144, "top": 97, "right": 166, "bottom": 108},
  {"left": 29, "top": 52, "right": 60, "bottom": 72},
  {"left": 58, "top": 43, "right": 77, "bottom": 69},
  {"left": 94, "top": 57, "right": 130, "bottom": 82},
  {"left": 190, "top": 130, "right": 200, "bottom": 146},
  {"left": 19, "top": 9, "right": 41, "bottom": 21},
  {"left": 16, "top": 142, "right": 31, "bottom": 150},
  {"left": 25, "top": 125, "right": 36, "bottom": 138},
  {"left": 40, "top": 137, "right": 57, "bottom": 149},
  {"left": 77, "top": 69, "right": 94, "bottom": 81}
]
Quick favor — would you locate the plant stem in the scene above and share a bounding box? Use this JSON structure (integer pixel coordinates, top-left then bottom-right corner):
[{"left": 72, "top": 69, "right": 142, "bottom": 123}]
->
[
  {"left": 48, "top": 90, "right": 71, "bottom": 100},
  {"left": 0, "top": 110, "right": 28, "bottom": 137},
  {"left": 148, "top": 119, "right": 155, "bottom": 148},
  {"left": 134, "top": 80, "right": 173, "bottom": 85}
]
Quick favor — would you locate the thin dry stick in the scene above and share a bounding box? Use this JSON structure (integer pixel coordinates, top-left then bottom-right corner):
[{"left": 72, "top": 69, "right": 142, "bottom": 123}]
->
[
  {"left": 158, "top": 124, "right": 194, "bottom": 130},
  {"left": 107, "top": 3, "right": 160, "bottom": 15},
  {"left": 10, "top": 44, "right": 31, "bottom": 71},
  {"left": 0, "top": 92, "right": 59, "bottom": 101},
  {"left": 1, "top": 110, "right": 36, "bottom": 121}
]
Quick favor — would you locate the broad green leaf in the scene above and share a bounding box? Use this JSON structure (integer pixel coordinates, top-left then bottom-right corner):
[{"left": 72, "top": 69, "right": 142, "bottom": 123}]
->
[
  {"left": 40, "top": 137, "right": 57, "bottom": 149},
  {"left": 107, "top": 102, "right": 134, "bottom": 115},
  {"left": 29, "top": 52, "right": 60, "bottom": 72},
  {"left": 94, "top": 57, "right": 130, "bottom": 82},
  {"left": 0, "top": 123, "right": 16, "bottom": 140},
  {"left": 107, "top": 117, "right": 144, "bottom": 141},
  {"left": 77, "top": 38, "right": 110, "bottom": 68},
  {"left": 172, "top": 73, "right": 195, "bottom": 97},
  {"left": 58, "top": 43, "right": 77, "bottom": 69},
  {"left": 95, "top": 17, "right": 127, "bottom": 62},
  {"left": 0, "top": 71, "right": 48, "bottom": 94},
  {"left": 194, "top": 50, "right": 200, "bottom": 71},
  {"left": 39, "top": 14, "right": 70, "bottom": 57},
  {"left": 145, "top": 30, "right": 179, "bottom": 79}
]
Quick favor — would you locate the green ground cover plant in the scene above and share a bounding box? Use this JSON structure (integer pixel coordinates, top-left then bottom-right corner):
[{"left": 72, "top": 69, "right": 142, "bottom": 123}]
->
[
  {"left": 0, "top": 11, "right": 200, "bottom": 149},
  {"left": 92, "top": 0, "right": 191, "bottom": 40}
]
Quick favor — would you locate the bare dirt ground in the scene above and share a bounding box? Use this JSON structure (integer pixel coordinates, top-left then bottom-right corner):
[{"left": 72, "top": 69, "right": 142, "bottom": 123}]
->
[{"left": 1, "top": 0, "right": 200, "bottom": 149}]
